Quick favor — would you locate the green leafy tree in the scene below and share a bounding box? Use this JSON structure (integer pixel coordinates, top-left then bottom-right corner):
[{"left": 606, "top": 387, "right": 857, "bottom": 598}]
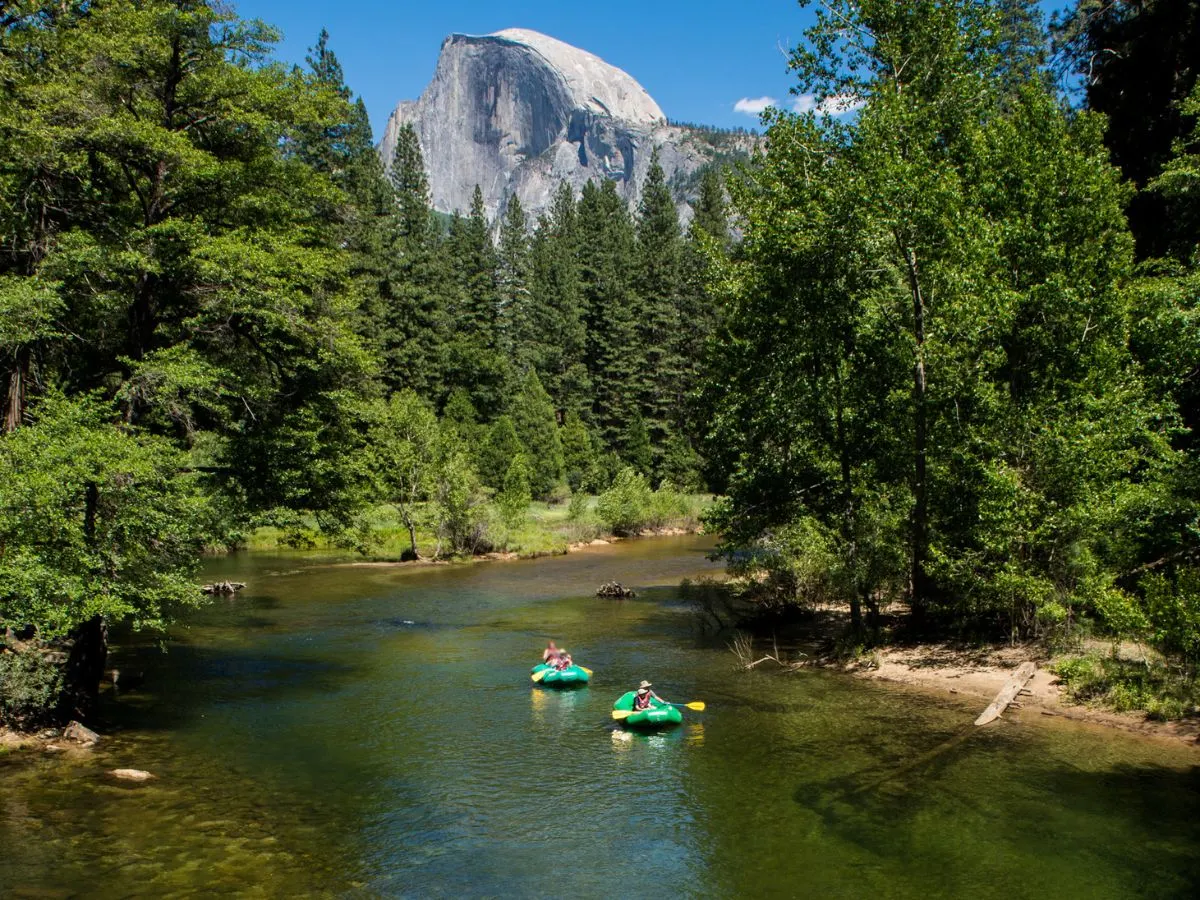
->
[
  {"left": 369, "top": 391, "right": 440, "bottom": 559},
  {"left": 706, "top": 0, "right": 1167, "bottom": 636},
  {"left": 432, "top": 444, "right": 489, "bottom": 556},
  {"left": 477, "top": 414, "right": 524, "bottom": 490},
  {"left": 0, "top": 393, "right": 213, "bottom": 639}
]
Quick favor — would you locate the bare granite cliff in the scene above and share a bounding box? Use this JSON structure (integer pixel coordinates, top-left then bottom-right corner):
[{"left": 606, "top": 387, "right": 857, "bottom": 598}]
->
[{"left": 379, "top": 29, "right": 752, "bottom": 222}]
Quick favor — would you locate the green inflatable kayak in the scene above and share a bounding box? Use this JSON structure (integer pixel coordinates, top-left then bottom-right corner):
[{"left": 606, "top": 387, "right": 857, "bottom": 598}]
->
[
  {"left": 612, "top": 691, "right": 683, "bottom": 728},
  {"left": 531, "top": 663, "right": 590, "bottom": 687}
]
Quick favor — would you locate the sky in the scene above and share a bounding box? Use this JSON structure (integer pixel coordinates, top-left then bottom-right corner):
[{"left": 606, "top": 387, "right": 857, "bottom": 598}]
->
[
  {"left": 229, "top": 1, "right": 1074, "bottom": 139},
  {"left": 228, "top": 0, "right": 824, "bottom": 137}
]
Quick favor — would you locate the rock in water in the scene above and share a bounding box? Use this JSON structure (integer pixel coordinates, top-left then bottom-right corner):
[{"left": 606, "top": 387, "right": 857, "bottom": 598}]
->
[
  {"left": 63, "top": 721, "right": 100, "bottom": 746},
  {"left": 109, "top": 768, "right": 154, "bottom": 782},
  {"left": 597, "top": 581, "right": 636, "bottom": 598},
  {"left": 379, "top": 29, "right": 755, "bottom": 223}
]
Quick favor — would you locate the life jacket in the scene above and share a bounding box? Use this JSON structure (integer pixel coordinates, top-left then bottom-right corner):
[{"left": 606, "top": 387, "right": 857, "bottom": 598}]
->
[{"left": 634, "top": 692, "right": 652, "bottom": 710}]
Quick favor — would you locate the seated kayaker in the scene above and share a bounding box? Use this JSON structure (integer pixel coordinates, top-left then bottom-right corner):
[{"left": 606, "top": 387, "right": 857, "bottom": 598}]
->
[
  {"left": 553, "top": 651, "right": 573, "bottom": 671},
  {"left": 542, "top": 641, "right": 559, "bottom": 663},
  {"left": 633, "top": 680, "right": 664, "bottom": 710}
]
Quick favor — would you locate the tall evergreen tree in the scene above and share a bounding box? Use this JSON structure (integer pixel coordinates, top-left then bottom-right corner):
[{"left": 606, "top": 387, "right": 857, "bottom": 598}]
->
[
  {"left": 635, "top": 151, "right": 686, "bottom": 478},
  {"left": 525, "top": 183, "right": 591, "bottom": 416},
  {"left": 443, "top": 186, "right": 508, "bottom": 416},
  {"left": 497, "top": 194, "right": 531, "bottom": 362},
  {"left": 578, "top": 179, "right": 640, "bottom": 452},
  {"left": 383, "top": 124, "right": 447, "bottom": 397}
]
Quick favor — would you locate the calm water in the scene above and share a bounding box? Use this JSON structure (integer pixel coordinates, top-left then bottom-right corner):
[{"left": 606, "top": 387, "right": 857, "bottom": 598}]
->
[{"left": 1, "top": 535, "right": 1198, "bottom": 899}]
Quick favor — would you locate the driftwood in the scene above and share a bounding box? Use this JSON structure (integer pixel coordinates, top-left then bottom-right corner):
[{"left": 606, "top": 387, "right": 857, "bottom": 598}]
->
[
  {"left": 974, "top": 661, "right": 1037, "bottom": 726},
  {"left": 596, "top": 581, "right": 635, "bottom": 598},
  {"left": 201, "top": 581, "right": 245, "bottom": 595}
]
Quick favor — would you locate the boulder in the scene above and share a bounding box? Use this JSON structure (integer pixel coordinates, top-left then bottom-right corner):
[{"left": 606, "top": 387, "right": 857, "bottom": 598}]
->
[{"left": 62, "top": 720, "right": 100, "bottom": 746}]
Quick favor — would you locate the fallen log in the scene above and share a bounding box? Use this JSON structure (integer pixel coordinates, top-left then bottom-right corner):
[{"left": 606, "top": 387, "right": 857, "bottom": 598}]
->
[{"left": 974, "top": 661, "right": 1037, "bottom": 726}]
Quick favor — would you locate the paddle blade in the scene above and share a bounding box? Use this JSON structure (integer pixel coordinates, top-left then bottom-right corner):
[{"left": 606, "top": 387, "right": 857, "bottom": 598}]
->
[
  {"left": 611, "top": 709, "right": 634, "bottom": 720},
  {"left": 684, "top": 701, "right": 706, "bottom": 711},
  {"left": 531, "top": 669, "right": 547, "bottom": 682},
  {"left": 580, "top": 667, "right": 593, "bottom": 676}
]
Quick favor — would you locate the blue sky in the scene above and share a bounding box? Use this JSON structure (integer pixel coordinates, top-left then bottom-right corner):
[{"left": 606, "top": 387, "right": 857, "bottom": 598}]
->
[
  {"left": 230, "top": 0, "right": 823, "bottom": 137},
  {"left": 230, "top": 1, "right": 1072, "bottom": 139}
]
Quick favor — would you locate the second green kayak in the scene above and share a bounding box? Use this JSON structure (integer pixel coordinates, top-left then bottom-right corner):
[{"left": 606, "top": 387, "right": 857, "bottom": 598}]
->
[{"left": 532, "top": 663, "right": 590, "bottom": 687}]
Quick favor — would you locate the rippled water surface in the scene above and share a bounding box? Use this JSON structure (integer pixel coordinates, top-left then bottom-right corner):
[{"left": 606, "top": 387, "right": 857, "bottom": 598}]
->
[{"left": 2, "top": 535, "right": 1199, "bottom": 898}]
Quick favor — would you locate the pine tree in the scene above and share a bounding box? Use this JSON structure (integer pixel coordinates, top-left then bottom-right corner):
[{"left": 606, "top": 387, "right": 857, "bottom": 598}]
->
[
  {"left": 560, "top": 409, "right": 597, "bottom": 492},
  {"left": 497, "top": 194, "right": 531, "bottom": 363},
  {"left": 444, "top": 186, "right": 509, "bottom": 415},
  {"left": 578, "top": 179, "right": 640, "bottom": 452},
  {"left": 525, "top": 183, "right": 591, "bottom": 416},
  {"left": 621, "top": 410, "right": 653, "bottom": 478},
  {"left": 383, "top": 124, "right": 447, "bottom": 398},
  {"left": 297, "top": 30, "right": 395, "bottom": 369},
  {"left": 635, "top": 151, "right": 685, "bottom": 478},
  {"left": 509, "top": 370, "right": 565, "bottom": 498},
  {"left": 477, "top": 415, "right": 523, "bottom": 490}
]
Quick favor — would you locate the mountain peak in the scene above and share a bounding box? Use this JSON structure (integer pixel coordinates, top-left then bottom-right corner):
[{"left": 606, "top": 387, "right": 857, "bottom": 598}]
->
[{"left": 380, "top": 29, "right": 747, "bottom": 222}]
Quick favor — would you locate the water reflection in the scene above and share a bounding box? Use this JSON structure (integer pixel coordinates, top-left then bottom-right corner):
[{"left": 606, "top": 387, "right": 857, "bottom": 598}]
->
[{"left": 2, "top": 535, "right": 1198, "bottom": 900}]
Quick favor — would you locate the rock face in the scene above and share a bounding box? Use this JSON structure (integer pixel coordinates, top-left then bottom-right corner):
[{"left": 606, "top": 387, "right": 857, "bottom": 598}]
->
[{"left": 379, "top": 29, "right": 752, "bottom": 222}]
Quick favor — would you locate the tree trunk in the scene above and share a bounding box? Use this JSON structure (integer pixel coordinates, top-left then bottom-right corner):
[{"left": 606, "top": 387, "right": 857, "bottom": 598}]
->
[
  {"left": 3, "top": 346, "right": 29, "bottom": 433},
  {"left": 834, "top": 367, "right": 861, "bottom": 630},
  {"left": 899, "top": 240, "right": 929, "bottom": 627}
]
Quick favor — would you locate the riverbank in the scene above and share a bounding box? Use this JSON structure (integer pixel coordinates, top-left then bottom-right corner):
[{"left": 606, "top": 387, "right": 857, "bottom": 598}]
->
[
  {"left": 240, "top": 495, "right": 711, "bottom": 562},
  {"left": 843, "top": 643, "right": 1200, "bottom": 749}
]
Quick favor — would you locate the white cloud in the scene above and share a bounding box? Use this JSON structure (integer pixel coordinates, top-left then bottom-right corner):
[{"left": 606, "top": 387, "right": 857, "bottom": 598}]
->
[
  {"left": 733, "top": 96, "right": 776, "bottom": 115},
  {"left": 793, "top": 93, "right": 864, "bottom": 116}
]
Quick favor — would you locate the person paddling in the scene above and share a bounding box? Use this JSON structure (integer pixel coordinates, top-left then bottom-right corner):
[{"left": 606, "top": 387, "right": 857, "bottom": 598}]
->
[
  {"left": 542, "top": 641, "right": 560, "bottom": 663},
  {"left": 633, "top": 680, "right": 664, "bottom": 710},
  {"left": 553, "top": 650, "right": 573, "bottom": 671}
]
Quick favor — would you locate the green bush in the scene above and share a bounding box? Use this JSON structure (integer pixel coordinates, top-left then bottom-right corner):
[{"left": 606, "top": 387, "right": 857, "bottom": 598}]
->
[
  {"left": 0, "top": 650, "right": 65, "bottom": 730},
  {"left": 1052, "top": 652, "right": 1199, "bottom": 719},
  {"left": 596, "top": 468, "right": 654, "bottom": 535}
]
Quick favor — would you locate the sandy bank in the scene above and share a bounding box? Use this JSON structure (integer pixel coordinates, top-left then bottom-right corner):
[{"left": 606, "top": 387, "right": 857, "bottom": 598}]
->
[{"left": 845, "top": 643, "right": 1200, "bottom": 749}]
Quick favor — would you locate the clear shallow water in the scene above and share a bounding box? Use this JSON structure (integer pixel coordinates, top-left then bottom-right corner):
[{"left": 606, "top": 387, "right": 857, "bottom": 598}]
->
[{"left": 2, "top": 535, "right": 1198, "bottom": 899}]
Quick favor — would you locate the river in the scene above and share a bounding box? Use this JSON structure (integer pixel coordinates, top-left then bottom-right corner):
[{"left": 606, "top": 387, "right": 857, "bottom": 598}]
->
[{"left": 1, "top": 535, "right": 1198, "bottom": 898}]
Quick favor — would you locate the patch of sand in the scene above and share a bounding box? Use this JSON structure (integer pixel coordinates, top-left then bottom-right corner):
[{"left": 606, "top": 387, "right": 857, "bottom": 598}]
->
[{"left": 851, "top": 643, "right": 1200, "bottom": 749}]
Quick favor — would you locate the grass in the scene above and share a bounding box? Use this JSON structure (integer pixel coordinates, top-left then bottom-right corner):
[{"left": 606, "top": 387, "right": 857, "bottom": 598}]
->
[
  {"left": 1052, "top": 649, "right": 1200, "bottom": 721},
  {"left": 242, "top": 494, "right": 710, "bottom": 561}
]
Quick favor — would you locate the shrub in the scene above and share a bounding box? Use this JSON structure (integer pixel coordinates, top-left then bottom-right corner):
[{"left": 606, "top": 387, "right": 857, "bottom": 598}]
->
[
  {"left": 0, "top": 650, "right": 65, "bottom": 730},
  {"left": 596, "top": 468, "right": 654, "bottom": 535}
]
